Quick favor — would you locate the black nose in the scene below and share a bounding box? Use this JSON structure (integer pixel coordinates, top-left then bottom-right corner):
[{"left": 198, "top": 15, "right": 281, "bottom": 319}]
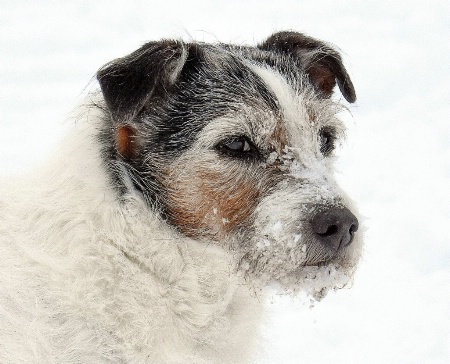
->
[{"left": 311, "top": 207, "right": 359, "bottom": 251}]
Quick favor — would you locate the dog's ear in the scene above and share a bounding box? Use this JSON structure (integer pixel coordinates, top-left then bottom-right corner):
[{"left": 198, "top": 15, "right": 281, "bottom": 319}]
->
[
  {"left": 259, "top": 31, "right": 356, "bottom": 103},
  {"left": 97, "top": 40, "right": 188, "bottom": 124}
]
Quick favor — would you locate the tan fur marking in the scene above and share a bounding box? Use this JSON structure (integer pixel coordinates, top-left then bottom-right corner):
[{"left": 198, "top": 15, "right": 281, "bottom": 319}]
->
[
  {"left": 164, "top": 167, "right": 262, "bottom": 239},
  {"left": 269, "top": 122, "right": 288, "bottom": 154},
  {"left": 116, "top": 125, "right": 136, "bottom": 159}
]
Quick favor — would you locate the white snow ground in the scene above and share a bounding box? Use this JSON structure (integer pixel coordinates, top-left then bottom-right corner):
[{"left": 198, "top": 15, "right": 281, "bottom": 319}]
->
[{"left": 1, "top": 1, "right": 449, "bottom": 363}]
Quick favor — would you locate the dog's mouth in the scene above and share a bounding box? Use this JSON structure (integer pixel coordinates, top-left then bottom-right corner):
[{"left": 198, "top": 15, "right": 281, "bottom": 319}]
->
[
  {"left": 295, "top": 255, "right": 357, "bottom": 295},
  {"left": 235, "top": 229, "right": 358, "bottom": 301},
  {"left": 302, "top": 258, "right": 333, "bottom": 267},
  {"left": 234, "top": 206, "right": 361, "bottom": 300},
  {"left": 300, "top": 239, "right": 342, "bottom": 268}
]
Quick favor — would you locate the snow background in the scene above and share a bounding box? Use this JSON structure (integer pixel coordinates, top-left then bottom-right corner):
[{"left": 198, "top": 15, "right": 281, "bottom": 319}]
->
[{"left": 1, "top": 1, "right": 449, "bottom": 363}]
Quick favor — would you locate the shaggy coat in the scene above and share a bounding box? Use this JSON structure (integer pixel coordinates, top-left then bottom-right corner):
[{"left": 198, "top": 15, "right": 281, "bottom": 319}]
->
[{"left": 0, "top": 32, "right": 362, "bottom": 363}]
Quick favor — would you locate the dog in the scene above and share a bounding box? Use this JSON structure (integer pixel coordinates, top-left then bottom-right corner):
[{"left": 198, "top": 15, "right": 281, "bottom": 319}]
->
[{"left": 0, "top": 31, "right": 362, "bottom": 363}]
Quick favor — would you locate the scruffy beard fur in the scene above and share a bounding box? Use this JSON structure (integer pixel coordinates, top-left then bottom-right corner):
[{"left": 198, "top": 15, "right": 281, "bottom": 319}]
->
[
  {"left": 161, "top": 90, "right": 362, "bottom": 300},
  {"left": 0, "top": 32, "right": 362, "bottom": 363}
]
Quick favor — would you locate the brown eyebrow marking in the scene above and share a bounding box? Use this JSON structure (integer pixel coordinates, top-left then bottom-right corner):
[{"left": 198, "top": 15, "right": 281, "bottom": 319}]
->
[{"left": 268, "top": 121, "right": 288, "bottom": 154}]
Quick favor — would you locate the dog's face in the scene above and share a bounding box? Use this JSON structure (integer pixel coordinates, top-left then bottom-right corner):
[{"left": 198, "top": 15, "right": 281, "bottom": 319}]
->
[{"left": 97, "top": 32, "right": 362, "bottom": 297}]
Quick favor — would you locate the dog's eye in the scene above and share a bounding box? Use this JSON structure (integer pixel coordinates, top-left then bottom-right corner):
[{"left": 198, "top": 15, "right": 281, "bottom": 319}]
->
[
  {"left": 319, "top": 128, "right": 336, "bottom": 156},
  {"left": 216, "top": 136, "right": 258, "bottom": 159},
  {"left": 225, "top": 138, "right": 251, "bottom": 152}
]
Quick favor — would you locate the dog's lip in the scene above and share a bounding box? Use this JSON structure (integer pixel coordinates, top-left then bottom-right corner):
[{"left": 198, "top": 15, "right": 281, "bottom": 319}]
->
[
  {"left": 301, "top": 241, "right": 341, "bottom": 267},
  {"left": 302, "top": 258, "right": 334, "bottom": 267}
]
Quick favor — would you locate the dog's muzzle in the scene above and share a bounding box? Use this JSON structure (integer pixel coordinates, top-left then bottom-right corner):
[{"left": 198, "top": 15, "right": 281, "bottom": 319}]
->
[{"left": 311, "top": 207, "right": 359, "bottom": 251}]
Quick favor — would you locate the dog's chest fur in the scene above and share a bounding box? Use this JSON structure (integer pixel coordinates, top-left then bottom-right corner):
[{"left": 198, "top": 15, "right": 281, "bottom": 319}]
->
[
  {"left": 0, "top": 32, "right": 361, "bottom": 363},
  {"left": 0, "top": 121, "right": 261, "bottom": 363}
]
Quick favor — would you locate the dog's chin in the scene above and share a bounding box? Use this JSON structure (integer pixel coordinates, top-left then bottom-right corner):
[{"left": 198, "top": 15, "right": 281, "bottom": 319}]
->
[
  {"left": 239, "top": 255, "right": 356, "bottom": 302},
  {"left": 279, "top": 263, "right": 355, "bottom": 302}
]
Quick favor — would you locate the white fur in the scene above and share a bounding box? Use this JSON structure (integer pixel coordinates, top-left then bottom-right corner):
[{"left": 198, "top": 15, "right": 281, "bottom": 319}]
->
[
  {"left": 0, "top": 114, "right": 262, "bottom": 364},
  {"left": 0, "top": 65, "right": 361, "bottom": 363}
]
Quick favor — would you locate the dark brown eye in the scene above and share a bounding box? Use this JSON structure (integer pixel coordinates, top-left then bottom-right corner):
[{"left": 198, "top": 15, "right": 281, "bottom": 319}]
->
[
  {"left": 215, "top": 136, "right": 258, "bottom": 159},
  {"left": 319, "top": 128, "right": 336, "bottom": 156},
  {"left": 225, "top": 138, "right": 251, "bottom": 152}
]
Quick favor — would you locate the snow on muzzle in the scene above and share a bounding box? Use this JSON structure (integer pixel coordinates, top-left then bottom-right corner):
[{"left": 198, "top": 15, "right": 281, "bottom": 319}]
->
[{"left": 237, "top": 149, "right": 360, "bottom": 299}]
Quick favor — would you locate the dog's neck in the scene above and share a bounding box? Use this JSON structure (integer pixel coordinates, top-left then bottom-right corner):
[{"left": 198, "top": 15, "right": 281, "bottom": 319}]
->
[{"left": 33, "top": 115, "right": 264, "bottom": 362}]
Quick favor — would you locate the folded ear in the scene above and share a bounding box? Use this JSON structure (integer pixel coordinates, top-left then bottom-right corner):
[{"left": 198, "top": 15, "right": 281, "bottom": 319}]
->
[
  {"left": 97, "top": 40, "right": 188, "bottom": 123},
  {"left": 259, "top": 31, "right": 356, "bottom": 103}
]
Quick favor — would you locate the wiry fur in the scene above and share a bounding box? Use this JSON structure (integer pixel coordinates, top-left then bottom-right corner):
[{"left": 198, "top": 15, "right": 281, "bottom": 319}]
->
[{"left": 0, "top": 32, "right": 362, "bottom": 363}]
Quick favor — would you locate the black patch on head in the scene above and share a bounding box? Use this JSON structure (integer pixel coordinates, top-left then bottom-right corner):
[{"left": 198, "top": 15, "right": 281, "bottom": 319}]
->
[
  {"left": 147, "top": 45, "right": 280, "bottom": 156},
  {"left": 221, "top": 43, "right": 306, "bottom": 90},
  {"left": 95, "top": 33, "right": 356, "bottom": 215},
  {"left": 96, "top": 41, "right": 280, "bottom": 210}
]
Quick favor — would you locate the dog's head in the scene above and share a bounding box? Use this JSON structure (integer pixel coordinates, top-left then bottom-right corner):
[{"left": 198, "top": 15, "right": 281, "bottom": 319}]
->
[{"left": 97, "top": 32, "right": 362, "bottom": 298}]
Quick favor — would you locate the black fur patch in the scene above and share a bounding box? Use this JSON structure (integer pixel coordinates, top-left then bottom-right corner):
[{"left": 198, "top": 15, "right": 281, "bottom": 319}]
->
[
  {"left": 97, "top": 42, "right": 282, "bottom": 210},
  {"left": 95, "top": 32, "right": 356, "bottom": 215}
]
